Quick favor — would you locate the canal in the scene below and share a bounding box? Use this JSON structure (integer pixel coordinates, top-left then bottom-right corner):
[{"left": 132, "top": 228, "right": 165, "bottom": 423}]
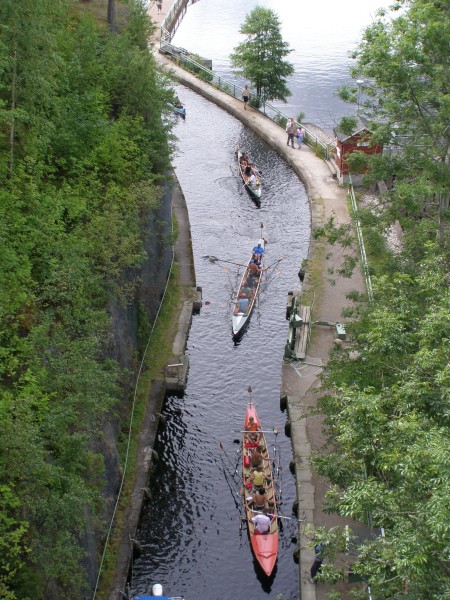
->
[{"left": 130, "top": 87, "right": 310, "bottom": 599}]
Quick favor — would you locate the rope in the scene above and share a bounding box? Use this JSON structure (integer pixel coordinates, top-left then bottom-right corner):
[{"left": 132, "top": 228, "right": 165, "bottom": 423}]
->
[{"left": 92, "top": 197, "right": 176, "bottom": 599}]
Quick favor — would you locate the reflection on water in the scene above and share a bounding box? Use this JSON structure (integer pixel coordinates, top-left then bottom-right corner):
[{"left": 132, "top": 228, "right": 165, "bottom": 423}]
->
[
  {"left": 131, "top": 87, "right": 310, "bottom": 599},
  {"left": 171, "top": 0, "right": 385, "bottom": 130}
]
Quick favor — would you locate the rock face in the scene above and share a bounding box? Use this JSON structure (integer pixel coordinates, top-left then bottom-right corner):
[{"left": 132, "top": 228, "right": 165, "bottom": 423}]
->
[{"left": 84, "top": 182, "right": 173, "bottom": 592}]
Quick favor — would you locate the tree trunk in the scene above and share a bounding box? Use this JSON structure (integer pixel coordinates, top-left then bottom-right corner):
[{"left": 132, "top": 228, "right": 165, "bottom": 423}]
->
[{"left": 108, "top": 0, "right": 116, "bottom": 33}]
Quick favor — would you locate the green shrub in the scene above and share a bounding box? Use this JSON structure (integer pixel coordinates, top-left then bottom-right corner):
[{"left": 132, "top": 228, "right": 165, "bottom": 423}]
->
[
  {"left": 311, "top": 141, "right": 326, "bottom": 159},
  {"left": 249, "top": 96, "right": 261, "bottom": 109},
  {"left": 274, "top": 115, "right": 288, "bottom": 128}
]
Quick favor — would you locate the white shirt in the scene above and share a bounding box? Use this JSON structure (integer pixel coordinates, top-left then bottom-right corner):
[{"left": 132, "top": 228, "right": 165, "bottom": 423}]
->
[{"left": 251, "top": 513, "right": 271, "bottom": 533}]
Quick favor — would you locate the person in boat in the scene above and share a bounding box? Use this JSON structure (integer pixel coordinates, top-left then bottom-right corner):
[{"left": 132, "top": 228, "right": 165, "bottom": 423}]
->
[
  {"left": 240, "top": 279, "right": 252, "bottom": 295},
  {"left": 248, "top": 260, "right": 261, "bottom": 278},
  {"left": 240, "top": 152, "right": 249, "bottom": 170},
  {"left": 247, "top": 487, "right": 268, "bottom": 510},
  {"left": 246, "top": 273, "right": 256, "bottom": 288},
  {"left": 245, "top": 415, "right": 261, "bottom": 443},
  {"left": 247, "top": 172, "right": 257, "bottom": 187},
  {"left": 250, "top": 465, "right": 272, "bottom": 489},
  {"left": 241, "top": 285, "right": 253, "bottom": 299},
  {"left": 237, "top": 294, "right": 249, "bottom": 313},
  {"left": 250, "top": 444, "right": 267, "bottom": 468},
  {"left": 252, "top": 243, "right": 265, "bottom": 258},
  {"left": 251, "top": 506, "right": 272, "bottom": 535},
  {"left": 240, "top": 152, "right": 248, "bottom": 163}
]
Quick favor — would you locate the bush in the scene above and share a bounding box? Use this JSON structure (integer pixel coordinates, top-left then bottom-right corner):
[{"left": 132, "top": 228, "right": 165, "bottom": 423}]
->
[
  {"left": 249, "top": 96, "right": 261, "bottom": 109},
  {"left": 274, "top": 115, "right": 288, "bottom": 129},
  {"left": 311, "top": 141, "right": 326, "bottom": 159}
]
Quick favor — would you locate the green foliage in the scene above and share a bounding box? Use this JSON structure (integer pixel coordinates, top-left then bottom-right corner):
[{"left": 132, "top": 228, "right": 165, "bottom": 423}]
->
[
  {"left": 311, "top": 141, "right": 327, "bottom": 160},
  {"left": 274, "top": 115, "right": 288, "bottom": 128},
  {"left": 346, "top": 150, "right": 369, "bottom": 174},
  {"left": 313, "top": 242, "right": 450, "bottom": 598},
  {"left": 249, "top": 95, "right": 261, "bottom": 109},
  {"left": 0, "top": 0, "right": 174, "bottom": 596},
  {"left": 337, "top": 116, "right": 358, "bottom": 137},
  {"left": 338, "top": 0, "right": 450, "bottom": 237},
  {"left": 0, "top": 485, "right": 29, "bottom": 599},
  {"left": 230, "top": 7, "right": 294, "bottom": 103}
]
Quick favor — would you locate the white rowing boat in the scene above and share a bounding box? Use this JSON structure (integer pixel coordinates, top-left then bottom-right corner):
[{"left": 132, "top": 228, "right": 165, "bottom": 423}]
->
[
  {"left": 237, "top": 149, "right": 261, "bottom": 201},
  {"left": 232, "top": 225, "right": 265, "bottom": 339}
]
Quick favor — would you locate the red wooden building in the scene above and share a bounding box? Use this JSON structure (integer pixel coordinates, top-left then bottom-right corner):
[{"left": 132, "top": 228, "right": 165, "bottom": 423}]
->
[{"left": 333, "top": 117, "right": 382, "bottom": 185}]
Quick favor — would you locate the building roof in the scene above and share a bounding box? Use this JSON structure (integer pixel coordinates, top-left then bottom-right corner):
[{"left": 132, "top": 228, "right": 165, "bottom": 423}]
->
[{"left": 334, "top": 116, "right": 373, "bottom": 142}]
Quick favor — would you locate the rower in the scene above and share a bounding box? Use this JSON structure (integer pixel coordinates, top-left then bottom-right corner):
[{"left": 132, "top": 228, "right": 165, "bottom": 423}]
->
[
  {"left": 247, "top": 488, "right": 268, "bottom": 510},
  {"left": 251, "top": 506, "right": 272, "bottom": 535},
  {"left": 237, "top": 294, "right": 249, "bottom": 313},
  {"left": 252, "top": 242, "right": 265, "bottom": 259},
  {"left": 245, "top": 416, "right": 260, "bottom": 443},
  {"left": 248, "top": 260, "right": 261, "bottom": 278},
  {"left": 250, "top": 465, "right": 272, "bottom": 489}
]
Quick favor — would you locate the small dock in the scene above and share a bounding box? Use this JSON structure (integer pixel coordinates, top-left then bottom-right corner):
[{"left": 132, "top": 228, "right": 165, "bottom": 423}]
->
[{"left": 285, "top": 292, "right": 311, "bottom": 360}]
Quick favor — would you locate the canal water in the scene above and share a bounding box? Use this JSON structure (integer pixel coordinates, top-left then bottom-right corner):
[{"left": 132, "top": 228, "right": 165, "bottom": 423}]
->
[
  {"left": 130, "top": 88, "right": 310, "bottom": 599},
  {"left": 170, "top": 0, "right": 385, "bottom": 131}
]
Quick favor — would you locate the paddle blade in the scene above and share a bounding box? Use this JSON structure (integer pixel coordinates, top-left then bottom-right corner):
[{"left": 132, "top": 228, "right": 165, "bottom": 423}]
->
[{"left": 247, "top": 385, "right": 252, "bottom": 394}]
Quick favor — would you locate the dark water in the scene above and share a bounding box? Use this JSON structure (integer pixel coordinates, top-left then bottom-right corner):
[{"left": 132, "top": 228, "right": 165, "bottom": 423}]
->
[
  {"left": 170, "top": 0, "right": 385, "bottom": 131},
  {"left": 130, "top": 87, "right": 310, "bottom": 599}
]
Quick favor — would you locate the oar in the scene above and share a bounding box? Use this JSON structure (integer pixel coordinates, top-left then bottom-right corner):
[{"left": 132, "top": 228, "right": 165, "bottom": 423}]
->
[
  {"left": 204, "top": 256, "right": 247, "bottom": 268},
  {"left": 220, "top": 442, "right": 239, "bottom": 474},
  {"left": 234, "top": 429, "right": 280, "bottom": 434},
  {"left": 264, "top": 256, "right": 285, "bottom": 271},
  {"left": 249, "top": 509, "right": 297, "bottom": 521},
  {"left": 222, "top": 468, "right": 242, "bottom": 511}
]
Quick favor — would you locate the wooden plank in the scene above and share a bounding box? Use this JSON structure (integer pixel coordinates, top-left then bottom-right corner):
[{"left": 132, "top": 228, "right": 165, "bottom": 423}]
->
[{"left": 293, "top": 305, "right": 311, "bottom": 360}]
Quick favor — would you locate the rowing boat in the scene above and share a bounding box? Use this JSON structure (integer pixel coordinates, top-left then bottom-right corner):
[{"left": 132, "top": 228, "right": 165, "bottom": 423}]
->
[
  {"left": 237, "top": 149, "right": 261, "bottom": 201},
  {"left": 242, "top": 400, "right": 278, "bottom": 576},
  {"left": 168, "top": 98, "right": 186, "bottom": 117},
  {"left": 231, "top": 226, "right": 265, "bottom": 339}
]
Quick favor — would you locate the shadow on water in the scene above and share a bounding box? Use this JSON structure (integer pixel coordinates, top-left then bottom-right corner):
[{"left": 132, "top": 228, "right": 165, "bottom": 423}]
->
[{"left": 130, "top": 86, "right": 310, "bottom": 600}]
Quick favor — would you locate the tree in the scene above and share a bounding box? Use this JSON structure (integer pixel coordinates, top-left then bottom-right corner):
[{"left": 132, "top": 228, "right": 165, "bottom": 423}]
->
[
  {"left": 230, "top": 7, "right": 294, "bottom": 104},
  {"left": 337, "top": 0, "right": 449, "bottom": 241},
  {"left": 108, "top": 0, "right": 116, "bottom": 33},
  {"left": 313, "top": 246, "right": 450, "bottom": 598},
  {"left": 0, "top": 0, "right": 174, "bottom": 596},
  {"left": 310, "top": 5, "right": 449, "bottom": 595}
]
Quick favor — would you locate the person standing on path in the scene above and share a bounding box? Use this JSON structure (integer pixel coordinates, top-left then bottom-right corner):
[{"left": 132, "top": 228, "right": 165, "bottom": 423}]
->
[
  {"left": 156, "top": 0, "right": 162, "bottom": 13},
  {"left": 286, "top": 118, "right": 296, "bottom": 148},
  {"left": 242, "top": 85, "right": 250, "bottom": 110},
  {"left": 296, "top": 126, "right": 305, "bottom": 149}
]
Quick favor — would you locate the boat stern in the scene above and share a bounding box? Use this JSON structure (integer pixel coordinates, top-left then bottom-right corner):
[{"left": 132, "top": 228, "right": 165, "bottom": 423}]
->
[{"left": 250, "top": 534, "right": 278, "bottom": 576}]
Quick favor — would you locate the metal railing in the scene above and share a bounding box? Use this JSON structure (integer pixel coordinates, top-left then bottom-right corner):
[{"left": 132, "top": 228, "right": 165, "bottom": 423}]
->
[
  {"left": 158, "top": 38, "right": 333, "bottom": 160},
  {"left": 348, "top": 174, "right": 373, "bottom": 303},
  {"left": 160, "top": 0, "right": 192, "bottom": 40}
]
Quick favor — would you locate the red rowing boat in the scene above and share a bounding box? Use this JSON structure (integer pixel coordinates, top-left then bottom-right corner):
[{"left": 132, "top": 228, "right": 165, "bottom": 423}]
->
[{"left": 242, "top": 400, "right": 278, "bottom": 576}]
